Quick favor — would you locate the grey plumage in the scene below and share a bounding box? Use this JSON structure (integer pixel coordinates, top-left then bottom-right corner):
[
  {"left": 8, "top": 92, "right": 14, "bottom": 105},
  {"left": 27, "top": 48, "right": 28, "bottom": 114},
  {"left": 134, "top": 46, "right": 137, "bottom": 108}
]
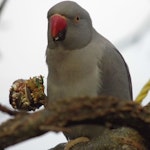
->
[{"left": 46, "top": 1, "right": 132, "bottom": 140}]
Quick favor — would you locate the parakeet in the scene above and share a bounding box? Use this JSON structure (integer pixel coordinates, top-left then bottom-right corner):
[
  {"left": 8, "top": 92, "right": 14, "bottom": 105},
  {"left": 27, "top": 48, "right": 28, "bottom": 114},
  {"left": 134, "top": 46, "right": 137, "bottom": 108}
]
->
[{"left": 46, "top": 1, "right": 132, "bottom": 148}]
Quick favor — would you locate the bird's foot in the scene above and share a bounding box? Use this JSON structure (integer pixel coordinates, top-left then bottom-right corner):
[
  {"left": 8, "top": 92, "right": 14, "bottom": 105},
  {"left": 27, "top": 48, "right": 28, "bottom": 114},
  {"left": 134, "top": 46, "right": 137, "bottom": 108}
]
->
[{"left": 64, "top": 137, "right": 90, "bottom": 150}]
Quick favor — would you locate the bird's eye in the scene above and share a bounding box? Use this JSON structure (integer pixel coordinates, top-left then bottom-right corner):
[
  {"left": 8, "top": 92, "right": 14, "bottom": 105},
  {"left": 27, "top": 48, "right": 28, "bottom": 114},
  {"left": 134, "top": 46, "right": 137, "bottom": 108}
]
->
[{"left": 74, "top": 16, "right": 80, "bottom": 23}]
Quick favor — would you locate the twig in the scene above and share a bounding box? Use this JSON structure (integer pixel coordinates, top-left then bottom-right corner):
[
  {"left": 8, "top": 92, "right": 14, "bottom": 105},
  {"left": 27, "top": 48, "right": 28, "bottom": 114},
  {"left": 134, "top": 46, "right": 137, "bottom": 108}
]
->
[
  {"left": 0, "top": 0, "right": 8, "bottom": 17},
  {"left": 0, "top": 103, "right": 19, "bottom": 116}
]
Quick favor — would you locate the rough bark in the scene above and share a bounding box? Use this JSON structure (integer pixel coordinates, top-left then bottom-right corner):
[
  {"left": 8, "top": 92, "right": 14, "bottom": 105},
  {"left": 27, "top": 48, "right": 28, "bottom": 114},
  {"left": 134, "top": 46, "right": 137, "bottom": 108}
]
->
[{"left": 0, "top": 96, "right": 150, "bottom": 149}]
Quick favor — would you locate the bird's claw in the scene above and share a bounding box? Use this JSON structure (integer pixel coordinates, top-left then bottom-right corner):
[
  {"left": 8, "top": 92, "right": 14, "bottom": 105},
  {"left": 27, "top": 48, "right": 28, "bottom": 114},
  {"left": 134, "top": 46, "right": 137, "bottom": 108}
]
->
[{"left": 64, "top": 137, "right": 90, "bottom": 150}]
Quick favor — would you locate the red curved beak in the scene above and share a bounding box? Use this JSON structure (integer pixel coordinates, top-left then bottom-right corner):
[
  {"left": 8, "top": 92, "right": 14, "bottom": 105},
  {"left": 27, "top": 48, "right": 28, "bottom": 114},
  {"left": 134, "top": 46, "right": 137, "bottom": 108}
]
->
[{"left": 50, "top": 14, "right": 67, "bottom": 41}]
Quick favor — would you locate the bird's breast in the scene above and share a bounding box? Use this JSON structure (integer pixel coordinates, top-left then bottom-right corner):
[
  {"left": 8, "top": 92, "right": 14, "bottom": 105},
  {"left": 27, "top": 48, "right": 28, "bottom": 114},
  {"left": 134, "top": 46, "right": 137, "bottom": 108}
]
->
[{"left": 47, "top": 47, "right": 102, "bottom": 101}]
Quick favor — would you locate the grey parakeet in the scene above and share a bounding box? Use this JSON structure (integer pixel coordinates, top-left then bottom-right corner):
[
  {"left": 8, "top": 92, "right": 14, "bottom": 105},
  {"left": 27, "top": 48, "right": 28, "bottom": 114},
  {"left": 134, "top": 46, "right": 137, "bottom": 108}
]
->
[{"left": 46, "top": 0, "right": 132, "bottom": 145}]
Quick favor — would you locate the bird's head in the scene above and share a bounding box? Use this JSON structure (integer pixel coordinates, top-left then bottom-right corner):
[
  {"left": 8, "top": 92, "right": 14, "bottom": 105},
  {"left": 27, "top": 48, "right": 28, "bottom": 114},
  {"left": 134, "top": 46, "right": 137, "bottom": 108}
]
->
[{"left": 47, "top": 1, "right": 93, "bottom": 50}]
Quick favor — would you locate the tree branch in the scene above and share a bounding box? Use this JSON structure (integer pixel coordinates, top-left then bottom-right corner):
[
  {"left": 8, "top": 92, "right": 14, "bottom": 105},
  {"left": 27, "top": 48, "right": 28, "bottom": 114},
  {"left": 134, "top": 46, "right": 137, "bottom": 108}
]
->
[
  {"left": 0, "top": 0, "right": 8, "bottom": 18},
  {"left": 49, "top": 127, "right": 146, "bottom": 150},
  {"left": 0, "top": 96, "right": 150, "bottom": 149},
  {"left": 0, "top": 104, "right": 20, "bottom": 116}
]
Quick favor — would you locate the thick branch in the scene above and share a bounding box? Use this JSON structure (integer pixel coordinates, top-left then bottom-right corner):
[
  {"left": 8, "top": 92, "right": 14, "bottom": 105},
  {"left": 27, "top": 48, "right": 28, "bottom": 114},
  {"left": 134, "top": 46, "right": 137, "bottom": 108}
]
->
[
  {"left": 50, "top": 127, "right": 146, "bottom": 150},
  {"left": 0, "top": 96, "right": 150, "bottom": 149}
]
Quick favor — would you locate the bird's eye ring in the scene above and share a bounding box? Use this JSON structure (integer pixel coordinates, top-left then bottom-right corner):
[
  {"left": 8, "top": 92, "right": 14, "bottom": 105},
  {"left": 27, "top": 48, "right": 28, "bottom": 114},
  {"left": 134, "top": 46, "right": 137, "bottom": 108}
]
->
[{"left": 74, "top": 16, "right": 80, "bottom": 23}]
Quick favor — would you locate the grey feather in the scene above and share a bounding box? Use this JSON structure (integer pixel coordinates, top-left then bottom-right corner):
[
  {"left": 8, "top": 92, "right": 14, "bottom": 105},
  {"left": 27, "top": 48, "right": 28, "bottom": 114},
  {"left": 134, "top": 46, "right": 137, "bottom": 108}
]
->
[{"left": 96, "top": 32, "right": 132, "bottom": 100}]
